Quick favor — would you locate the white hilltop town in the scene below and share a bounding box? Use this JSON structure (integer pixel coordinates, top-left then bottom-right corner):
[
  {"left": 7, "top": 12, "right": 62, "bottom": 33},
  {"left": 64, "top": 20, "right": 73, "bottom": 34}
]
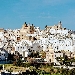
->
[
  {"left": 0, "top": 21, "right": 75, "bottom": 65},
  {"left": 0, "top": 21, "right": 75, "bottom": 74}
]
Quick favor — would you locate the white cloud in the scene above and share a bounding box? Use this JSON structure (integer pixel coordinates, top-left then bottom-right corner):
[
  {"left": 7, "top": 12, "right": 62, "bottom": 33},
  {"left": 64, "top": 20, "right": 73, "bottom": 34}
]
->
[
  {"left": 19, "top": 15, "right": 30, "bottom": 19},
  {"left": 38, "top": 15, "right": 51, "bottom": 18},
  {"left": 39, "top": 12, "right": 56, "bottom": 19},
  {"left": 38, "top": 15, "right": 56, "bottom": 19}
]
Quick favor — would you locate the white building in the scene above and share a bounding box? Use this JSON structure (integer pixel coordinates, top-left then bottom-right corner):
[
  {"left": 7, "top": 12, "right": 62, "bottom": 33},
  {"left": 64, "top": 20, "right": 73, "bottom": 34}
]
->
[{"left": 0, "top": 48, "right": 8, "bottom": 60}]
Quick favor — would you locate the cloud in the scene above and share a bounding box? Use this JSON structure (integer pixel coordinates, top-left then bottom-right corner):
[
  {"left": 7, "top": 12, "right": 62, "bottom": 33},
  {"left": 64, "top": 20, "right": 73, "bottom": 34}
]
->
[
  {"left": 38, "top": 15, "right": 51, "bottom": 18},
  {"left": 38, "top": 15, "right": 56, "bottom": 19},
  {"left": 38, "top": 12, "right": 56, "bottom": 19},
  {"left": 19, "top": 15, "right": 30, "bottom": 19}
]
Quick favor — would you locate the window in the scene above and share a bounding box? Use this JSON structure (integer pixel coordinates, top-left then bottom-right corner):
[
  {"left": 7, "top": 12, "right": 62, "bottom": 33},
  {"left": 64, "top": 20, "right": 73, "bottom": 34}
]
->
[
  {"left": 60, "top": 55, "right": 61, "bottom": 57},
  {"left": 52, "top": 55, "right": 53, "bottom": 57},
  {"left": 55, "top": 55, "right": 56, "bottom": 57},
  {"left": 57, "top": 46, "right": 58, "bottom": 50},
  {"left": 4, "top": 54, "right": 5, "bottom": 56},
  {"left": 68, "top": 50, "right": 69, "bottom": 51},
  {"left": 49, "top": 59, "right": 51, "bottom": 62},
  {"left": 31, "top": 47, "right": 33, "bottom": 48},
  {"left": 28, "top": 49, "right": 30, "bottom": 50}
]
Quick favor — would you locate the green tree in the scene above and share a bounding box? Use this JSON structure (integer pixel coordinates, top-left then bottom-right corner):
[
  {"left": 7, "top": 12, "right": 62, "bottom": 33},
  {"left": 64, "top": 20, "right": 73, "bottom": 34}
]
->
[{"left": 70, "top": 68, "right": 75, "bottom": 75}]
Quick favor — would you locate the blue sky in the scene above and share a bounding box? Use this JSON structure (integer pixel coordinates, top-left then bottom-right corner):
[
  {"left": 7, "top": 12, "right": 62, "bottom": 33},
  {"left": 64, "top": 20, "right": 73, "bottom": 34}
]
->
[{"left": 0, "top": 0, "right": 75, "bottom": 30}]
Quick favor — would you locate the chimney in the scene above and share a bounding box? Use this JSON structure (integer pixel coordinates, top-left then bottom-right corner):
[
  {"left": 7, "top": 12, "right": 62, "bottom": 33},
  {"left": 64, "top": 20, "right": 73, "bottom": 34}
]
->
[
  {"left": 59, "top": 21, "right": 61, "bottom": 24},
  {"left": 32, "top": 24, "right": 33, "bottom": 26},
  {"left": 25, "top": 22, "right": 26, "bottom": 24}
]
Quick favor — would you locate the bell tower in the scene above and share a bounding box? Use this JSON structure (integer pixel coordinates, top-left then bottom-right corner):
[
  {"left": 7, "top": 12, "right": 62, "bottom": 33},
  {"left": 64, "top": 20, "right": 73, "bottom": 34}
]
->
[{"left": 58, "top": 21, "right": 62, "bottom": 29}]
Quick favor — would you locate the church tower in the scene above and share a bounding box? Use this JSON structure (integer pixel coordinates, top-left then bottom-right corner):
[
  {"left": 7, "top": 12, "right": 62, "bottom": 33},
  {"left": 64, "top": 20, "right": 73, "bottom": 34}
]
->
[{"left": 58, "top": 21, "right": 62, "bottom": 29}]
